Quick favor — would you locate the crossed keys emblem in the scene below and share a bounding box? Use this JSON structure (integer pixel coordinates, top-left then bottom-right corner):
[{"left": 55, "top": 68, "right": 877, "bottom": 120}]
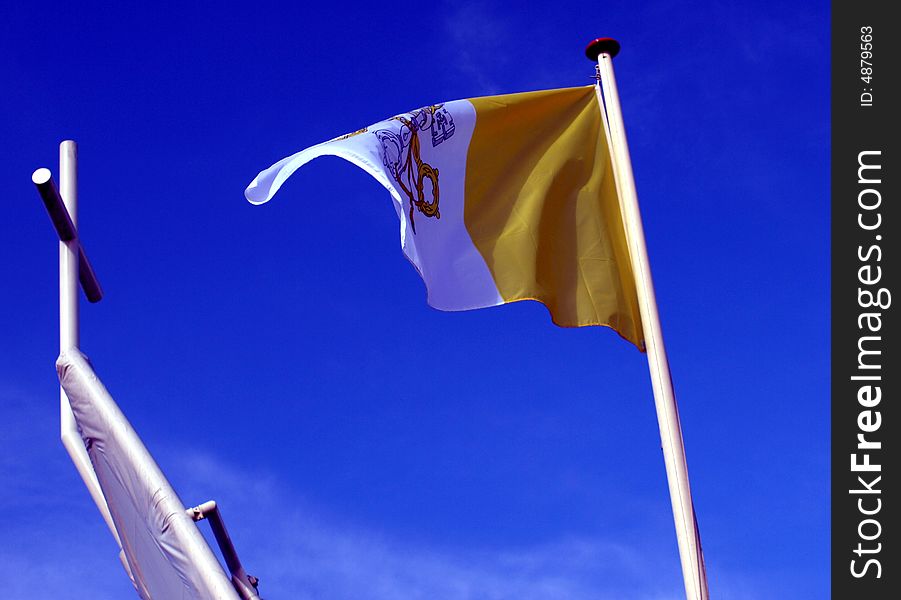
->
[{"left": 375, "top": 104, "right": 456, "bottom": 233}]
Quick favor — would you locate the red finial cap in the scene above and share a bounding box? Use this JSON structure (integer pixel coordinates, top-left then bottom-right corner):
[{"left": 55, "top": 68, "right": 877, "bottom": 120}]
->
[{"left": 585, "top": 37, "right": 621, "bottom": 60}]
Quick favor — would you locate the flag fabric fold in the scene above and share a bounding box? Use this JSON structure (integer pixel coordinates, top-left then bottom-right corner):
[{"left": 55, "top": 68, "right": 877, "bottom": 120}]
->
[
  {"left": 57, "top": 350, "right": 240, "bottom": 600},
  {"left": 246, "top": 86, "right": 643, "bottom": 348}
]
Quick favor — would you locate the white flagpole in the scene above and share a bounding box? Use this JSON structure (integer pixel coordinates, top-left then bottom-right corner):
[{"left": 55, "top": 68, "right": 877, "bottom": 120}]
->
[
  {"left": 586, "top": 38, "right": 709, "bottom": 600},
  {"left": 40, "top": 144, "right": 247, "bottom": 595},
  {"left": 55, "top": 141, "right": 124, "bottom": 552}
]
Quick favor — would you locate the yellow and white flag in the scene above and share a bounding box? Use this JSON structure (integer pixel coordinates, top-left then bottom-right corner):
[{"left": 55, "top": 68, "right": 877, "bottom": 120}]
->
[{"left": 246, "top": 86, "right": 643, "bottom": 348}]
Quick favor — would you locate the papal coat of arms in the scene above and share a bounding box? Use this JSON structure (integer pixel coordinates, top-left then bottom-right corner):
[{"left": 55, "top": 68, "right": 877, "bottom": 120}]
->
[{"left": 374, "top": 104, "right": 456, "bottom": 233}]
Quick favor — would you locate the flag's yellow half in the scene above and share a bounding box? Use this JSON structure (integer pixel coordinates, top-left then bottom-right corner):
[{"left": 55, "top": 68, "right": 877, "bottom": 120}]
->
[
  {"left": 466, "top": 87, "right": 641, "bottom": 343},
  {"left": 245, "top": 86, "right": 644, "bottom": 349}
]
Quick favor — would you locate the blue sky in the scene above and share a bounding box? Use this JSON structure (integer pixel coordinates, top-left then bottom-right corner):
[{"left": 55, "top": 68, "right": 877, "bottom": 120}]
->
[{"left": 1, "top": 1, "right": 829, "bottom": 598}]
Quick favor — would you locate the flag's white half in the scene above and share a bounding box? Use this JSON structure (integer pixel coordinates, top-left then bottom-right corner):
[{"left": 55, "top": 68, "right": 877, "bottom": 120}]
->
[{"left": 246, "top": 100, "right": 504, "bottom": 312}]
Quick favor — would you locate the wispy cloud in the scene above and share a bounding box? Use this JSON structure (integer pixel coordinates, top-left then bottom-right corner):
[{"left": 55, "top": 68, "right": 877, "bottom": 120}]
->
[
  {"left": 3, "top": 384, "right": 681, "bottom": 599},
  {"left": 173, "top": 453, "right": 682, "bottom": 600},
  {"left": 0, "top": 382, "right": 136, "bottom": 599},
  {"left": 3, "top": 384, "right": 773, "bottom": 600},
  {"left": 440, "top": 2, "right": 514, "bottom": 95}
]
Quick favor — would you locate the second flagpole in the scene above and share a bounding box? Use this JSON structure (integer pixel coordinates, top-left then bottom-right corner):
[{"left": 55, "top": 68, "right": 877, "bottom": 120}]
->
[{"left": 586, "top": 38, "right": 710, "bottom": 600}]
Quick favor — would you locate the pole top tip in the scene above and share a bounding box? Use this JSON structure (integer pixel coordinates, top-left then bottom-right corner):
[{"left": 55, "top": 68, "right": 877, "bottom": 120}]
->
[
  {"left": 32, "top": 167, "right": 52, "bottom": 185},
  {"left": 585, "top": 37, "right": 621, "bottom": 60}
]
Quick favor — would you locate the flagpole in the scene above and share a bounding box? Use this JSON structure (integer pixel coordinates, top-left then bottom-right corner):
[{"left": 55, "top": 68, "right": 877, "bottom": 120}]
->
[
  {"left": 586, "top": 38, "right": 709, "bottom": 600},
  {"left": 54, "top": 141, "right": 125, "bottom": 554},
  {"left": 38, "top": 144, "right": 250, "bottom": 596}
]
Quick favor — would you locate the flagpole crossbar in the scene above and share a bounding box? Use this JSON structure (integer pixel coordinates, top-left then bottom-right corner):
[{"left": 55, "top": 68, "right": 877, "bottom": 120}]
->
[
  {"left": 188, "top": 501, "right": 261, "bottom": 600},
  {"left": 32, "top": 167, "right": 103, "bottom": 303}
]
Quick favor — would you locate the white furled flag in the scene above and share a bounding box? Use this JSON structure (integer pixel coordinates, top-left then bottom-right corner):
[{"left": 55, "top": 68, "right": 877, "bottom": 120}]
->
[{"left": 57, "top": 350, "right": 240, "bottom": 600}]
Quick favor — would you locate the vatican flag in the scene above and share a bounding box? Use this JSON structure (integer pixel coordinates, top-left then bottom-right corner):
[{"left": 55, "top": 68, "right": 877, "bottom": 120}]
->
[{"left": 246, "top": 86, "right": 644, "bottom": 348}]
